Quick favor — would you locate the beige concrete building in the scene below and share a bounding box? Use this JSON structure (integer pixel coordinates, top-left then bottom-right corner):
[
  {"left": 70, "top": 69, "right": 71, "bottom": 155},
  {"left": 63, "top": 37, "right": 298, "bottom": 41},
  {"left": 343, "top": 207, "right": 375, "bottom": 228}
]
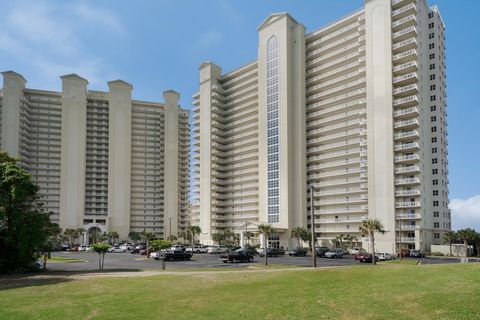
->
[
  {"left": 0, "top": 72, "right": 190, "bottom": 243},
  {"left": 192, "top": 0, "right": 450, "bottom": 252}
]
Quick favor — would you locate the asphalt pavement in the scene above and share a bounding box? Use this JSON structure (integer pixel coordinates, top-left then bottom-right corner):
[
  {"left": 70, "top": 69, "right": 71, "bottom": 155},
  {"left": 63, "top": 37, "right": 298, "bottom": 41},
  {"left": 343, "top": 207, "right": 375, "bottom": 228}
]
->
[{"left": 46, "top": 251, "right": 475, "bottom": 272}]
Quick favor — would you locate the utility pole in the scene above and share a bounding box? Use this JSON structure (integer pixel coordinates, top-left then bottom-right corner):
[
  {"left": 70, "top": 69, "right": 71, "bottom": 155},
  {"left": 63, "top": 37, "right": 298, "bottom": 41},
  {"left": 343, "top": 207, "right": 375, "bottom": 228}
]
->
[{"left": 310, "top": 186, "right": 317, "bottom": 268}]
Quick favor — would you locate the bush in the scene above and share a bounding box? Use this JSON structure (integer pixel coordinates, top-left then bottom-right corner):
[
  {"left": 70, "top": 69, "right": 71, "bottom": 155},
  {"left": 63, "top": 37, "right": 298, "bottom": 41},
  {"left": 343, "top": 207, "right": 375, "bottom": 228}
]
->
[{"left": 431, "top": 252, "right": 444, "bottom": 256}]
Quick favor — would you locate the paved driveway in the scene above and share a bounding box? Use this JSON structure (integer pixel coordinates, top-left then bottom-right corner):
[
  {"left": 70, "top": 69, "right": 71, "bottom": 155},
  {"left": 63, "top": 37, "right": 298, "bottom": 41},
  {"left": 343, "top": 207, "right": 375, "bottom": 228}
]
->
[{"left": 46, "top": 252, "right": 472, "bottom": 272}]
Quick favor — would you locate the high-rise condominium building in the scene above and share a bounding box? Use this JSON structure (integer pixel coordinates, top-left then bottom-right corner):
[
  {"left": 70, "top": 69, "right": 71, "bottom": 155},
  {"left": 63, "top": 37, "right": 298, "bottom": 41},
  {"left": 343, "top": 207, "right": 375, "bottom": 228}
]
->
[
  {"left": 191, "top": 0, "right": 449, "bottom": 252},
  {"left": 0, "top": 72, "right": 190, "bottom": 243}
]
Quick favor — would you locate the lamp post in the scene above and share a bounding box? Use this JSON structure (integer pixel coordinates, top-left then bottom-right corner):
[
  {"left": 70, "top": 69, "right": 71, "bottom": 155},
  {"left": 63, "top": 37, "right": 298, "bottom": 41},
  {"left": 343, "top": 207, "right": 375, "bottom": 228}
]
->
[
  {"left": 168, "top": 217, "right": 174, "bottom": 240},
  {"left": 310, "top": 185, "right": 317, "bottom": 268}
]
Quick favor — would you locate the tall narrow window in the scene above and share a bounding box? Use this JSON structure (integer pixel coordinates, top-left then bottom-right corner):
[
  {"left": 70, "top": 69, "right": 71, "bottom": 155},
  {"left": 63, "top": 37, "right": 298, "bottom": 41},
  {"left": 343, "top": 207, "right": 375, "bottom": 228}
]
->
[{"left": 266, "top": 35, "right": 280, "bottom": 223}]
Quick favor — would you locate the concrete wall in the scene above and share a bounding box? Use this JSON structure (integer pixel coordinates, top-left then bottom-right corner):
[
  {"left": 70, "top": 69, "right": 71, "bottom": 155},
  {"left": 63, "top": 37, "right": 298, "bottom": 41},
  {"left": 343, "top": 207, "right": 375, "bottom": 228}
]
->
[
  {"left": 59, "top": 74, "right": 88, "bottom": 230},
  {"left": 431, "top": 244, "right": 473, "bottom": 257},
  {"left": 108, "top": 80, "right": 132, "bottom": 239},
  {"left": 163, "top": 90, "right": 180, "bottom": 238}
]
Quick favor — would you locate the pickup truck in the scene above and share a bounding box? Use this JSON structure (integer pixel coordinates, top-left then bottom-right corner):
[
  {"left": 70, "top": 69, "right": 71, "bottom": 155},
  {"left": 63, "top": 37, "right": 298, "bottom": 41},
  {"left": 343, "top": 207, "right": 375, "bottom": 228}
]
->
[{"left": 220, "top": 250, "right": 254, "bottom": 263}]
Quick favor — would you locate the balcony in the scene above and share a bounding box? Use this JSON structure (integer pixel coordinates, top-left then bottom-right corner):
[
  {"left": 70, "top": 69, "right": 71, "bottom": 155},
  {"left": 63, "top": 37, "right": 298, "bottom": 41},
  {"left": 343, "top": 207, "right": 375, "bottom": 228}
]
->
[
  {"left": 395, "top": 201, "right": 421, "bottom": 208},
  {"left": 393, "top": 95, "right": 418, "bottom": 108},
  {"left": 392, "top": 26, "right": 417, "bottom": 42},
  {"left": 392, "top": 38, "right": 417, "bottom": 53},
  {"left": 393, "top": 118, "right": 419, "bottom": 129},
  {"left": 393, "top": 72, "right": 418, "bottom": 86},
  {"left": 394, "top": 142, "right": 420, "bottom": 152},
  {"left": 395, "top": 177, "right": 421, "bottom": 185},
  {"left": 392, "top": 3, "right": 416, "bottom": 20},
  {"left": 393, "top": 106, "right": 419, "bottom": 119},
  {"left": 394, "top": 130, "right": 419, "bottom": 141},
  {"left": 393, "top": 49, "right": 417, "bottom": 63},
  {"left": 394, "top": 166, "right": 420, "bottom": 174},
  {"left": 398, "top": 237, "right": 416, "bottom": 243},
  {"left": 396, "top": 213, "right": 421, "bottom": 220},
  {"left": 396, "top": 225, "right": 419, "bottom": 231},
  {"left": 392, "top": 15, "right": 417, "bottom": 32},
  {"left": 392, "top": 0, "right": 416, "bottom": 9},
  {"left": 393, "top": 84, "right": 418, "bottom": 97},
  {"left": 395, "top": 189, "right": 421, "bottom": 197}
]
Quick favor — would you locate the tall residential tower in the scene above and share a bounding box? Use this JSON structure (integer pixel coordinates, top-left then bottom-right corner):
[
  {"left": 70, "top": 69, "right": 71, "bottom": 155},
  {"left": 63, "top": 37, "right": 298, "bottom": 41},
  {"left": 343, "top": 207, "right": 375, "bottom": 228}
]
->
[
  {"left": 0, "top": 72, "right": 190, "bottom": 243},
  {"left": 191, "top": 0, "right": 449, "bottom": 252}
]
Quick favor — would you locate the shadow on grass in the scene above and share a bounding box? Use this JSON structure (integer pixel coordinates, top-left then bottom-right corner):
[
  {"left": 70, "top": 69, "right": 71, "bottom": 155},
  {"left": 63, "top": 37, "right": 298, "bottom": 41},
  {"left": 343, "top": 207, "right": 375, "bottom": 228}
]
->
[{"left": 0, "top": 268, "right": 143, "bottom": 291}]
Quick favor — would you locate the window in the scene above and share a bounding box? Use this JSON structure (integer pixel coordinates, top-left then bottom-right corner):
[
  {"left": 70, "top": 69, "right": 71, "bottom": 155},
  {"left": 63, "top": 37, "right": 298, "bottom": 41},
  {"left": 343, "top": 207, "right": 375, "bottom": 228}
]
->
[
  {"left": 431, "top": 116, "right": 437, "bottom": 122},
  {"left": 430, "top": 95, "right": 436, "bottom": 101},
  {"left": 429, "top": 22, "right": 434, "bottom": 29},
  {"left": 433, "top": 201, "right": 439, "bottom": 207},
  {"left": 434, "top": 222, "right": 440, "bottom": 228},
  {"left": 432, "top": 147, "right": 437, "bottom": 153},
  {"left": 433, "top": 190, "right": 439, "bottom": 196},
  {"left": 430, "top": 74, "right": 436, "bottom": 80},
  {"left": 431, "top": 105, "right": 436, "bottom": 112},
  {"left": 432, "top": 158, "right": 437, "bottom": 164},
  {"left": 430, "top": 64, "right": 436, "bottom": 70},
  {"left": 429, "top": 43, "right": 435, "bottom": 50},
  {"left": 432, "top": 169, "right": 438, "bottom": 175},
  {"left": 432, "top": 137, "right": 437, "bottom": 143},
  {"left": 429, "top": 53, "right": 435, "bottom": 60},
  {"left": 430, "top": 85, "right": 436, "bottom": 91},
  {"left": 434, "top": 233, "right": 440, "bottom": 239},
  {"left": 431, "top": 126, "right": 437, "bottom": 132},
  {"left": 434, "top": 211, "right": 439, "bottom": 217},
  {"left": 433, "top": 179, "right": 439, "bottom": 185},
  {"left": 429, "top": 32, "right": 435, "bottom": 39},
  {"left": 429, "top": 12, "right": 434, "bottom": 19}
]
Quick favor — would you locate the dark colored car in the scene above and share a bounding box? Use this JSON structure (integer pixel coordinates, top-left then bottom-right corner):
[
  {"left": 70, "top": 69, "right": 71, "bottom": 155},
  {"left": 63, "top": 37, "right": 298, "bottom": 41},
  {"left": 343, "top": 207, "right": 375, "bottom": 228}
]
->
[
  {"left": 164, "top": 250, "right": 192, "bottom": 261},
  {"left": 288, "top": 248, "right": 308, "bottom": 256},
  {"left": 259, "top": 248, "right": 282, "bottom": 257},
  {"left": 221, "top": 250, "right": 254, "bottom": 263},
  {"left": 409, "top": 250, "right": 425, "bottom": 258},
  {"left": 315, "top": 247, "right": 330, "bottom": 258},
  {"left": 357, "top": 253, "right": 376, "bottom": 263}
]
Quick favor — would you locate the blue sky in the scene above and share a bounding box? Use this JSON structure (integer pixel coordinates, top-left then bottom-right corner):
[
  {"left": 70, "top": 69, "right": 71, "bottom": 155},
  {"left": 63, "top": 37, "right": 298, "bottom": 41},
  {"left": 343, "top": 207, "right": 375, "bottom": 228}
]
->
[{"left": 1, "top": 0, "right": 479, "bottom": 230}]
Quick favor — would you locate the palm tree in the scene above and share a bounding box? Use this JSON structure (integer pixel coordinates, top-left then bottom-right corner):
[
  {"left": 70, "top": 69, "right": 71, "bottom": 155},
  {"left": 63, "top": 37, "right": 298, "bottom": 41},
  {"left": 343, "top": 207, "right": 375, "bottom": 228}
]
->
[
  {"left": 457, "top": 228, "right": 477, "bottom": 257},
  {"left": 107, "top": 231, "right": 119, "bottom": 244},
  {"left": 76, "top": 228, "right": 86, "bottom": 246},
  {"left": 212, "top": 233, "right": 224, "bottom": 245},
  {"left": 443, "top": 231, "right": 458, "bottom": 256},
  {"left": 257, "top": 224, "right": 274, "bottom": 266},
  {"left": 291, "top": 227, "right": 307, "bottom": 249},
  {"left": 359, "top": 219, "right": 385, "bottom": 265},
  {"left": 141, "top": 231, "right": 156, "bottom": 257},
  {"left": 245, "top": 231, "right": 254, "bottom": 245},
  {"left": 187, "top": 225, "right": 201, "bottom": 253},
  {"left": 128, "top": 231, "right": 141, "bottom": 242},
  {"left": 64, "top": 228, "right": 79, "bottom": 247}
]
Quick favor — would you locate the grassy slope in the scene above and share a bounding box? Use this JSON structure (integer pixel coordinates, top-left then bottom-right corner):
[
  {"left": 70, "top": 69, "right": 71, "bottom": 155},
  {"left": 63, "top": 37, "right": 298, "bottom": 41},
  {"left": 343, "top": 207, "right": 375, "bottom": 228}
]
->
[{"left": 0, "top": 264, "right": 479, "bottom": 320}]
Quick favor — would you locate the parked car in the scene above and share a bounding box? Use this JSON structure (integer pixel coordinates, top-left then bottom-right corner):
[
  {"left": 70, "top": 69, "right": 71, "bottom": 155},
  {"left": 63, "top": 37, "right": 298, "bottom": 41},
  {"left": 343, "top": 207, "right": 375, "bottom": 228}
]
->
[
  {"left": 377, "top": 253, "right": 393, "bottom": 261},
  {"left": 220, "top": 249, "right": 254, "bottom": 263},
  {"left": 258, "top": 248, "right": 283, "bottom": 257},
  {"left": 120, "top": 244, "right": 134, "bottom": 251},
  {"left": 164, "top": 250, "right": 192, "bottom": 261},
  {"left": 78, "top": 246, "right": 86, "bottom": 251},
  {"left": 348, "top": 247, "right": 364, "bottom": 255},
  {"left": 207, "top": 246, "right": 228, "bottom": 254},
  {"left": 325, "top": 249, "right": 344, "bottom": 259},
  {"left": 186, "top": 245, "right": 208, "bottom": 253},
  {"left": 410, "top": 250, "right": 425, "bottom": 258},
  {"left": 108, "top": 246, "right": 127, "bottom": 253},
  {"left": 396, "top": 249, "right": 410, "bottom": 258},
  {"left": 131, "top": 245, "right": 145, "bottom": 254},
  {"left": 288, "top": 248, "right": 308, "bottom": 257},
  {"left": 358, "top": 253, "right": 376, "bottom": 263},
  {"left": 315, "top": 247, "right": 330, "bottom": 258}
]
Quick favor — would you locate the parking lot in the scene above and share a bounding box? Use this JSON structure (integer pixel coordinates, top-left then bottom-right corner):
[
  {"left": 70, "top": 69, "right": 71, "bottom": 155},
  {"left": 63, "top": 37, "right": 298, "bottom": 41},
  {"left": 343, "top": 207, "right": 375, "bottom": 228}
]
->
[{"left": 46, "top": 251, "right": 473, "bottom": 271}]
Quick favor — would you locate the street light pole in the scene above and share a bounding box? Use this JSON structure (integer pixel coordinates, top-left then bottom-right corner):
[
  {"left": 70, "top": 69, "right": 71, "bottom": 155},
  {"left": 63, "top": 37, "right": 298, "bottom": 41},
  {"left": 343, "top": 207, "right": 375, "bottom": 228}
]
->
[
  {"left": 310, "top": 186, "right": 317, "bottom": 268},
  {"left": 168, "top": 217, "right": 173, "bottom": 240}
]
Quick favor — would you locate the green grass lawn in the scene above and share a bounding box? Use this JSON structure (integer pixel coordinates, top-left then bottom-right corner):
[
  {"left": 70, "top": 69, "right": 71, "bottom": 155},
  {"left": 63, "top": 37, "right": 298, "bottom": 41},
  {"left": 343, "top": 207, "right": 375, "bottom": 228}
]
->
[
  {"left": 46, "top": 256, "right": 86, "bottom": 263},
  {"left": 0, "top": 264, "right": 479, "bottom": 320}
]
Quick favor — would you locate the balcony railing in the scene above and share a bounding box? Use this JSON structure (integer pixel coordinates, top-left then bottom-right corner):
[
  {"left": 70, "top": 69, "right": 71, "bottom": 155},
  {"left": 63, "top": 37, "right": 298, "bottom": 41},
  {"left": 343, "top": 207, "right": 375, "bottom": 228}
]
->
[{"left": 395, "top": 177, "right": 421, "bottom": 185}]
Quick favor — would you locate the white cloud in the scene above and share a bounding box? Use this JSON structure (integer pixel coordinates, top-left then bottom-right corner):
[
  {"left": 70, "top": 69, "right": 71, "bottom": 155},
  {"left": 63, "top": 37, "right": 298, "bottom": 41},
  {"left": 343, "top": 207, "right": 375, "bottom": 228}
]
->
[
  {"left": 0, "top": 1, "right": 124, "bottom": 88},
  {"left": 450, "top": 195, "right": 480, "bottom": 231}
]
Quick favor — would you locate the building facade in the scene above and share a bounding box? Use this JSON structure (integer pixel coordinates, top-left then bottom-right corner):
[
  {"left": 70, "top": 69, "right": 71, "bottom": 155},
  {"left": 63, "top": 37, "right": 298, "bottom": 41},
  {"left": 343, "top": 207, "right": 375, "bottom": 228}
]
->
[
  {"left": 0, "top": 72, "right": 190, "bottom": 243},
  {"left": 192, "top": 0, "right": 450, "bottom": 252}
]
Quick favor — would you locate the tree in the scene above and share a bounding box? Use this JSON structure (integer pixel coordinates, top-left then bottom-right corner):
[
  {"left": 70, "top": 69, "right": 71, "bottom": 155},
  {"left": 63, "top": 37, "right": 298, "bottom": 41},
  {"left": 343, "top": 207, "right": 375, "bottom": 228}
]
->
[
  {"left": 128, "top": 231, "right": 141, "bottom": 242},
  {"left": 257, "top": 224, "right": 274, "bottom": 266},
  {"left": 343, "top": 235, "right": 356, "bottom": 250},
  {"left": 457, "top": 228, "right": 477, "bottom": 257},
  {"left": 75, "top": 228, "right": 86, "bottom": 246},
  {"left": 150, "top": 240, "right": 172, "bottom": 270},
  {"left": 38, "top": 222, "right": 62, "bottom": 269},
  {"left": 245, "top": 231, "right": 254, "bottom": 245},
  {"left": 107, "top": 231, "right": 119, "bottom": 244},
  {"left": 167, "top": 234, "right": 177, "bottom": 241},
  {"left": 64, "top": 228, "right": 79, "bottom": 247},
  {"left": 0, "top": 152, "right": 52, "bottom": 273},
  {"left": 212, "top": 233, "right": 224, "bottom": 245},
  {"left": 443, "top": 231, "right": 458, "bottom": 256},
  {"left": 187, "top": 225, "right": 201, "bottom": 252},
  {"left": 359, "top": 219, "right": 385, "bottom": 265},
  {"left": 291, "top": 227, "right": 308, "bottom": 249},
  {"left": 92, "top": 242, "right": 111, "bottom": 271},
  {"left": 141, "top": 231, "right": 156, "bottom": 257}
]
